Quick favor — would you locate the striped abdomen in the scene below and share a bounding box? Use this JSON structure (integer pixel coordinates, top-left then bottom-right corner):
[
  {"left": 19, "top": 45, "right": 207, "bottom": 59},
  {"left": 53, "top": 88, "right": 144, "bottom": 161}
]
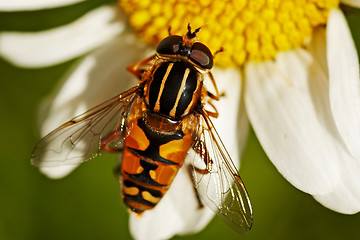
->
[
  {"left": 145, "top": 61, "right": 202, "bottom": 120},
  {"left": 121, "top": 115, "right": 193, "bottom": 213}
]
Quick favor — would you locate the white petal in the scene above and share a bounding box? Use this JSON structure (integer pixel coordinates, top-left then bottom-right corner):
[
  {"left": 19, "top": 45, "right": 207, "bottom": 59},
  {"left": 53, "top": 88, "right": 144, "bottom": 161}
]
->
[
  {"left": 314, "top": 150, "right": 360, "bottom": 214},
  {"left": 327, "top": 9, "right": 360, "bottom": 158},
  {"left": 129, "top": 69, "right": 248, "bottom": 239},
  {"left": 306, "top": 28, "right": 328, "bottom": 77},
  {"left": 0, "top": 5, "right": 125, "bottom": 68},
  {"left": 0, "top": 0, "right": 85, "bottom": 11},
  {"left": 39, "top": 165, "right": 78, "bottom": 178},
  {"left": 314, "top": 8, "right": 360, "bottom": 214},
  {"left": 211, "top": 67, "right": 249, "bottom": 165},
  {"left": 245, "top": 49, "right": 342, "bottom": 195},
  {"left": 38, "top": 33, "right": 148, "bottom": 178},
  {"left": 341, "top": 0, "right": 360, "bottom": 8}
]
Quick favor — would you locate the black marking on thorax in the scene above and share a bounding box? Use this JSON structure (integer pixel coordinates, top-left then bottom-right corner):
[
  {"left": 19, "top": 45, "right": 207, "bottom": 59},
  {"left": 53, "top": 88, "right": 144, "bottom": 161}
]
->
[
  {"left": 147, "top": 61, "right": 199, "bottom": 119},
  {"left": 127, "top": 117, "right": 183, "bottom": 165}
]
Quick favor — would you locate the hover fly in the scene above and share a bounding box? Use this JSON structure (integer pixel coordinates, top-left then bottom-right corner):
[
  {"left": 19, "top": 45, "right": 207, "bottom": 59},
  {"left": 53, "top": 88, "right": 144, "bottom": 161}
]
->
[{"left": 31, "top": 24, "right": 253, "bottom": 233}]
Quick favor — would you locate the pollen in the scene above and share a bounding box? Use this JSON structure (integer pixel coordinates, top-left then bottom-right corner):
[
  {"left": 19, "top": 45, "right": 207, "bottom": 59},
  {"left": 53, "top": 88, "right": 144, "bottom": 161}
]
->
[{"left": 120, "top": 0, "right": 339, "bottom": 67}]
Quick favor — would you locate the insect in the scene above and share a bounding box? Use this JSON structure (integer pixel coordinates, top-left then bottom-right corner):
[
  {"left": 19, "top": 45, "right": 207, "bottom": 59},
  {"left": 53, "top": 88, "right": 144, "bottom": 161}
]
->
[{"left": 31, "top": 24, "right": 253, "bottom": 233}]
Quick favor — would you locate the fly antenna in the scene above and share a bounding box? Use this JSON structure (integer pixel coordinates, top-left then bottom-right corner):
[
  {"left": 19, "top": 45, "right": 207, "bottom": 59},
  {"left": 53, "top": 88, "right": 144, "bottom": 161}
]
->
[{"left": 186, "top": 23, "right": 201, "bottom": 39}]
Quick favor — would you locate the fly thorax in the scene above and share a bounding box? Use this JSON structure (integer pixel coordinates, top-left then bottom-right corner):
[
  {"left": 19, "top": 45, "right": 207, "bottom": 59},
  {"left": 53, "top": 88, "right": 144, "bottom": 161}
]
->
[{"left": 145, "top": 61, "right": 202, "bottom": 120}]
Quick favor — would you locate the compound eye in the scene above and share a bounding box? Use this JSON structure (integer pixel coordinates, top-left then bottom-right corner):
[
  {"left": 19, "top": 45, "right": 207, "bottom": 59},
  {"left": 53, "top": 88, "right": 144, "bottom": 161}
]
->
[
  {"left": 156, "top": 35, "right": 183, "bottom": 55},
  {"left": 190, "top": 42, "right": 213, "bottom": 69}
]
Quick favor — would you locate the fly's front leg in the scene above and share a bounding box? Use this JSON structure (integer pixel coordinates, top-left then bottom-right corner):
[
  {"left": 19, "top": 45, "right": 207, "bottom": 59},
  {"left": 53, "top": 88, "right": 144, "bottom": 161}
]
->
[
  {"left": 213, "top": 47, "right": 224, "bottom": 58},
  {"left": 168, "top": 26, "right": 172, "bottom": 36},
  {"left": 127, "top": 55, "right": 156, "bottom": 79}
]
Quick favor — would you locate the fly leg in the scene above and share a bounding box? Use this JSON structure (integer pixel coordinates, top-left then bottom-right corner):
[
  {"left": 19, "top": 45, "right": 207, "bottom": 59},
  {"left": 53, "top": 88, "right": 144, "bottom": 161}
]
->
[
  {"left": 100, "top": 128, "right": 124, "bottom": 182},
  {"left": 113, "top": 163, "right": 122, "bottom": 176},
  {"left": 204, "top": 100, "right": 219, "bottom": 118},
  {"left": 202, "top": 71, "right": 224, "bottom": 118},
  {"left": 186, "top": 164, "right": 206, "bottom": 209},
  {"left": 168, "top": 26, "right": 172, "bottom": 36},
  {"left": 127, "top": 55, "right": 156, "bottom": 79},
  {"left": 101, "top": 126, "right": 125, "bottom": 153},
  {"left": 205, "top": 71, "right": 221, "bottom": 101},
  {"left": 187, "top": 139, "right": 213, "bottom": 209},
  {"left": 212, "top": 47, "right": 224, "bottom": 58}
]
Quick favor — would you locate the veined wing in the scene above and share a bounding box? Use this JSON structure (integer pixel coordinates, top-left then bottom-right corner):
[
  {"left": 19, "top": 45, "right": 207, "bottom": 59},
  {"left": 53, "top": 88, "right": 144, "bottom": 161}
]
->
[
  {"left": 190, "top": 110, "right": 253, "bottom": 233},
  {"left": 31, "top": 86, "right": 140, "bottom": 168}
]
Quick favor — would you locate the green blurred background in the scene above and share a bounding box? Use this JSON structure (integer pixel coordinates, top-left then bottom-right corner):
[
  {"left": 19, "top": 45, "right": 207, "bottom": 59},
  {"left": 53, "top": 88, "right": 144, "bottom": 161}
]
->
[{"left": 1, "top": 1, "right": 360, "bottom": 239}]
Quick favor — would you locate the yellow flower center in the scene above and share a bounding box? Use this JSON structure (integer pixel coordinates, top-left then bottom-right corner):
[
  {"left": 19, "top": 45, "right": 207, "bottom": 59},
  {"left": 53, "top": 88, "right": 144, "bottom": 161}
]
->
[{"left": 120, "top": 0, "right": 339, "bottom": 67}]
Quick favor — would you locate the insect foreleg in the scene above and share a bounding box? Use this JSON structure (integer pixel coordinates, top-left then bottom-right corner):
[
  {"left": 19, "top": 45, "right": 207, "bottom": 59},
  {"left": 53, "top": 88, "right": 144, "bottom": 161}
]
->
[{"left": 127, "top": 55, "right": 156, "bottom": 79}]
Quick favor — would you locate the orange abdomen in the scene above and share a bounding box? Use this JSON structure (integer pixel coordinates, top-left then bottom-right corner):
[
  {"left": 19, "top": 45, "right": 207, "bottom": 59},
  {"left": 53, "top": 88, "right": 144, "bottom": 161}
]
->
[{"left": 121, "top": 116, "right": 193, "bottom": 213}]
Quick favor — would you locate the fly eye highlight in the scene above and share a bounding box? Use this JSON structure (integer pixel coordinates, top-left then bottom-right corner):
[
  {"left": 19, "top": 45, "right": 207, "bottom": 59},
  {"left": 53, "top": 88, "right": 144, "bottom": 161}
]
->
[
  {"left": 156, "top": 35, "right": 183, "bottom": 55},
  {"left": 190, "top": 42, "right": 213, "bottom": 69}
]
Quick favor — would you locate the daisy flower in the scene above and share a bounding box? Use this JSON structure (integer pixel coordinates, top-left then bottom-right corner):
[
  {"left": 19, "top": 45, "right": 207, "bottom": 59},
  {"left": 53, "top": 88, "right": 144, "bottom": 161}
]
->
[{"left": 1, "top": 0, "right": 360, "bottom": 239}]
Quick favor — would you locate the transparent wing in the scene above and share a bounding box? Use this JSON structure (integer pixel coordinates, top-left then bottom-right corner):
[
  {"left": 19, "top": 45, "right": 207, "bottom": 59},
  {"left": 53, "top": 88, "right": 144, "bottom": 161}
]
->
[
  {"left": 31, "top": 86, "right": 140, "bottom": 168},
  {"left": 190, "top": 110, "right": 253, "bottom": 233}
]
